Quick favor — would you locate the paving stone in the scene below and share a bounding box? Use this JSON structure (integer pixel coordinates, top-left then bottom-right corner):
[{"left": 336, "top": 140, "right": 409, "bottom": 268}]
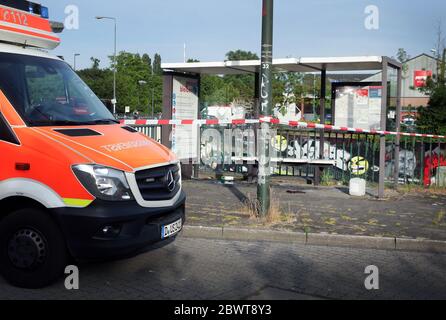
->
[{"left": 1, "top": 238, "right": 445, "bottom": 300}]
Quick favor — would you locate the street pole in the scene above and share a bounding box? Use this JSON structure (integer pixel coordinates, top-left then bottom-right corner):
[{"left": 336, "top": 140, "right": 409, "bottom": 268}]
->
[
  {"left": 73, "top": 53, "right": 80, "bottom": 71},
  {"left": 151, "top": 88, "right": 155, "bottom": 118},
  {"left": 113, "top": 19, "right": 117, "bottom": 115},
  {"left": 151, "top": 68, "right": 155, "bottom": 118},
  {"left": 138, "top": 80, "right": 149, "bottom": 116},
  {"left": 257, "top": 0, "right": 274, "bottom": 217},
  {"left": 378, "top": 58, "right": 388, "bottom": 199},
  {"left": 313, "top": 73, "right": 316, "bottom": 119},
  {"left": 96, "top": 16, "right": 117, "bottom": 114}
]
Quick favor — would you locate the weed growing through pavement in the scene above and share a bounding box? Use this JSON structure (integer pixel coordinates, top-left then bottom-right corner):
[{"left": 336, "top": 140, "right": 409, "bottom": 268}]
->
[
  {"left": 321, "top": 170, "right": 337, "bottom": 187},
  {"left": 434, "top": 210, "right": 445, "bottom": 226},
  {"left": 399, "top": 184, "right": 446, "bottom": 196},
  {"left": 240, "top": 196, "right": 296, "bottom": 225}
]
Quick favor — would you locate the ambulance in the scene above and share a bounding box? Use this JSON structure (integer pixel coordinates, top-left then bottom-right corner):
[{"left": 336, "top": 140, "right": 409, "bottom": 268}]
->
[{"left": 0, "top": 1, "right": 185, "bottom": 288}]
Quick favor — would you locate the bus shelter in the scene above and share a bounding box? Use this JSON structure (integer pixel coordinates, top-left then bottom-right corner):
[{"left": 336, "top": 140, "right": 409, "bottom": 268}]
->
[{"left": 161, "top": 56, "right": 403, "bottom": 198}]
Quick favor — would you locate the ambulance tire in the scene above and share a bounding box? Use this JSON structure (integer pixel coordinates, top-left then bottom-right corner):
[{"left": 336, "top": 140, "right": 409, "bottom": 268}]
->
[{"left": 0, "top": 208, "right": 69, "bottom": 289}]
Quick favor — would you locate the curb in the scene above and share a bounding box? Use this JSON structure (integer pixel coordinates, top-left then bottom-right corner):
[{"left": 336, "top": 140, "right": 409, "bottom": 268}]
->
[{"left": 181, "top": 226, "right": 446, "bottom": 254}]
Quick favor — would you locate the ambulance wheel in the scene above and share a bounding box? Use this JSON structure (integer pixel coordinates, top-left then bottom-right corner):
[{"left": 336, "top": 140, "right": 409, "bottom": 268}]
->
[{"left": 0, "top": 208, "right": 69, "bottom": 289}]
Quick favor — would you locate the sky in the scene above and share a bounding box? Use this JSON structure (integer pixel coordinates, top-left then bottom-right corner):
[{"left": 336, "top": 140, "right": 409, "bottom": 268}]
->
[{"left": 44, "top": 0, "right": 446, "bottom": 70}]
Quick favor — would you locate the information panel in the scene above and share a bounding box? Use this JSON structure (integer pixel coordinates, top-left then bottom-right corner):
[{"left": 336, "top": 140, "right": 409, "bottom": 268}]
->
[
  {"left": 171, "top": 76, "right": 199, "bottom": 160},
  {"left": 334, "top": 83, "right": 382, "bottom": 130}
]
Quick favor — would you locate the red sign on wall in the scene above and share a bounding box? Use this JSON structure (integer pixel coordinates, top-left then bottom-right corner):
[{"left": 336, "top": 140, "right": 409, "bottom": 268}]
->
[
  {"left": 356, "top": 89, "right": 369, "bottom": 97},
  {"left": 414, "top": 70, "right": 433, "bottom": 88}
]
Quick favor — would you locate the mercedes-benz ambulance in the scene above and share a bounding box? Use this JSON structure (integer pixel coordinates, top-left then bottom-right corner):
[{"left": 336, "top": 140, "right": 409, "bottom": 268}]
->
[{"left": 0, "top": 1, "right": 185, "bottom": 288}]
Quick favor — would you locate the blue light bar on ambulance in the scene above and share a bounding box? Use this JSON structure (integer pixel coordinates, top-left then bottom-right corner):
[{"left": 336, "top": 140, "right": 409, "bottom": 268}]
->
[
  {"left": 0, "top": 1, "right": 61, "bottom": 49},
  {"left": 40, "top": 6, "right": 49, "bottom": 19},
  {"left": 2, "top": 0, "right": 49, "bottom": 19}
]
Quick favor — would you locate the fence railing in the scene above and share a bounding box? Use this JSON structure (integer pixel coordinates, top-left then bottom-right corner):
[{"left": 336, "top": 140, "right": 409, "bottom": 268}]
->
[
  {"left": 131, "top": 125, "right": 162, "bottom": 143},
  {"left": 130, "top": 123, "right": 446, "bottom": 188},
  {"left": 271, "top": 129, "right": 445, "bottom": 188}
]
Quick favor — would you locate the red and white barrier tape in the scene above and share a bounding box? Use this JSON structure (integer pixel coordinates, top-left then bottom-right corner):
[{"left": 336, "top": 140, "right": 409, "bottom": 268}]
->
[{"left": 120, "top": 118, "right": 446, "bottom": 139}]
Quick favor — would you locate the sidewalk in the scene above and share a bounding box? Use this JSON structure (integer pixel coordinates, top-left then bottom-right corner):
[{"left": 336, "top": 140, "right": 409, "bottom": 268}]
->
[{"left": 183, "top": 178, "right": 446, "bottom": 242}]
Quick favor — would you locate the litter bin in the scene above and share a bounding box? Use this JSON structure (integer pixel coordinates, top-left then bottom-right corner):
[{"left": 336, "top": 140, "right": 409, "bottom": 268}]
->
[{"left": 349, "top": 178, "right": 366, "bottom": 197}]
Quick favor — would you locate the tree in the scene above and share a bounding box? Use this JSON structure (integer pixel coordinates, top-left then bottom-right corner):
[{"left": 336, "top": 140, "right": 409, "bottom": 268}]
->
[
  {"left": 223, "top": 50, "right": 259, "bottom": 105},
  {"left": 417, "top": 81, "right": 446, "bottom": 135},
  {"left": 153, "top": 53, "right": 162, "bottom": 75},
  {"left": 225, "top": 50, "right": 259, "bottom": 61},
  {"left": 77, "top": 52, "right": 163, "bottom": 114},
  {"left": 90, "top": 57, "right": 100, "bottom": 69},
  {"left": 434, "top": 21, "right": 446, "bottom": 75},
  {"left": 417, "top": 27, "right": 446, "bottom": 135},
  {"left": 77, "top": 57, "right": 113, "bottom": 101},
  {"left": 142, "top": 54, "right": 152, "bottom": 74},
  {"left": 396, "top": 48, "right": 410, "bottom": 75}
]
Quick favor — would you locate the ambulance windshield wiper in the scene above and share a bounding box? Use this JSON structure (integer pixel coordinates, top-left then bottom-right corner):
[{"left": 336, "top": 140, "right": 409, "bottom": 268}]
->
[
  {"left": 29, "top": 119, "right": 119, "bottom": 126},
  {"left": 91, "top": 119, "right": 120, "bottom": 124},
  {"left": 57, "top": 119, "right": 120, "bottom": 125},
  {"left": 28, "top": 120, "right": 85, "bottom": 126}
]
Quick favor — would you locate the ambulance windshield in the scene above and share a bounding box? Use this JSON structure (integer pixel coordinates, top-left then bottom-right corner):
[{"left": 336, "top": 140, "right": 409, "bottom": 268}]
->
[{"left": 0, "top": 52, "right": 117, "bottom": 126}]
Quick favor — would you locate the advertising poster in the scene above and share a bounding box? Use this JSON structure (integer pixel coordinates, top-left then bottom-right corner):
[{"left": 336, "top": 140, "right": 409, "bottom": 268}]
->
[
  {"left": 414, "top": 70, "right": 432, "bottom": 88},
  {"left": 355, "top": 89, "right": 369, "bottom": 106},
  {"left": 334, "top": 84, "right": 382, "bottom": 130},
  {"left": 171, "top": 76, "right": 199, "bottom": 160}
]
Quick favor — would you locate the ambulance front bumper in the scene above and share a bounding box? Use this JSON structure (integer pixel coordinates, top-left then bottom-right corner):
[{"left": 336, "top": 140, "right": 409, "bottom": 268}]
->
[{"left": 52, "top": 191, "right": 186, "bottom": 260}]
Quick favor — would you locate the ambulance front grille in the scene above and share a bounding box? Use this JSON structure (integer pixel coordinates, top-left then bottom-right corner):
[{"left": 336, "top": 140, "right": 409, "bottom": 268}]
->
[{"left": 135, "top": 164, "right": 181, "bottom": 201}]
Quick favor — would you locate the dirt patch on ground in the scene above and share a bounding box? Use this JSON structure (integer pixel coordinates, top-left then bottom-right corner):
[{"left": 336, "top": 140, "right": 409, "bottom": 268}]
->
[{"left": 184, "top": 179, "right": 446, "bottom": 241}]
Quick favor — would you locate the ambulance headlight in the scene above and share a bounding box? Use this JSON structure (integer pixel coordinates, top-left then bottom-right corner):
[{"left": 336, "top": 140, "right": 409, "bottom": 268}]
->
[{"left": 73, "top": 165, "right": 134, "bottom": 201}]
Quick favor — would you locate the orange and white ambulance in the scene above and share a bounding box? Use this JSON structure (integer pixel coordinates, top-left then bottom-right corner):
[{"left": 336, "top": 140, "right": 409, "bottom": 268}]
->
[{"left": 0, "top": 1, "right": 185, "bottom": 288}]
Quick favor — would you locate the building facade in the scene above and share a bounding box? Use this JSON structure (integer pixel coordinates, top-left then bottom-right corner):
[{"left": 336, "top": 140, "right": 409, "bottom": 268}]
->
[{"left": 363, "top": 53, "right": 439, "bottom": 111}]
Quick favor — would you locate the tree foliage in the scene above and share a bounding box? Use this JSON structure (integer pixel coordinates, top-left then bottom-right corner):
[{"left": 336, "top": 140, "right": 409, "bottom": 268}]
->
[
  {"left": 199, "top": 50, "right": 260, "bottom": 107},
  {"left": 225, "top": 50, "right": 258, "bottom": 61},
  {"left": 417, "top": 49, "right": 446, "bottom": 135},
  {"left": 77, "top": 51, "right": 162, "bottom": 114},
  {"left": 153, "top": 53, "right": 162, "bottom": 75},
  {"left": 76, "top": 58, "right": 113, "bottom": 102},
  {"left": 396, "top": 48, "right": 410, "bottom": 75},
  {"left": 76, "top": 49, "right": 326, "bottom": 117}
]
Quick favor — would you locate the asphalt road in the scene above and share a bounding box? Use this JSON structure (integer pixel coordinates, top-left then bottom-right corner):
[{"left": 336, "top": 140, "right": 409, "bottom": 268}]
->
[{"left": 1, "top": 237, "right": 445, "bottom": 300}]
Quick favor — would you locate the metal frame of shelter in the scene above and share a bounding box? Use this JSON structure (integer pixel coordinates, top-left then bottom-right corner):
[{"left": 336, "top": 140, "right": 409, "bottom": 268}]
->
[{"left": 162, "top": 56, "right": 403, "bottom": 198}]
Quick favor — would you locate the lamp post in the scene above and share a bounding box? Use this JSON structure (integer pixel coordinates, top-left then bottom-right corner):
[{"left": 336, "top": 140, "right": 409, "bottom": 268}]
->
[
  {"left": 73, "top": 53, "right": 80, "bottom": 71},
  {"left": 138, "top": 80, "right": 155, "bottom": 117},
  {"left": 96, "top": 16, "right": 117, "bottom": 114},
  {"left": 138, "top": 80, "right": 147, "bottom": 112},
  {"left": 151, "top": 67, "right": 155, "bottom": 118},
  {"left": 151, "top": 86, "right": 155, "bottom": 118},
  {"left": 257, "top": 0, "right": 274, "bottom": 217},
  {"left": 431, "top": 48, "right": 439, "bottom": 79},
  {"left": 313, "top": 73, "right": 316, "bottom": 120}
]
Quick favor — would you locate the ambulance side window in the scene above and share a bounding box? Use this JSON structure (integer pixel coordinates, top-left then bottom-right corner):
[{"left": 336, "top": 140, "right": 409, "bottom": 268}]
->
[
  {"left": 0, "top": 61, "right": 22, "bottom": 144},
  {"left": 0, "top": 62, "right": 26, "bottom": 115},
  {"left": 0, "top": 113, "right": 19, "bottom": 145}
]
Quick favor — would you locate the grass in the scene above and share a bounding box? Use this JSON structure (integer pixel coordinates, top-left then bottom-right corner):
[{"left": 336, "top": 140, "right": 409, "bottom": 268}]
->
[
  {"left": 398, "top": 184, "right": 446, "bottom": 196},
  {"left": 266, "top": 200, "right": 282, "bottom": 224},
  {"left": 240, "top": 196, "right": 260, "bottom": 220},
  {"left": 324, "top": 218, "right": 337, "bottom": 226},
  {"left": 366, "top": 219, "right": 379, "bottom": 226},
  {"left": 320, "top": 170, "right": 337, "bottom": 187},
  {"left": 340, "top": 215, "right": 354, "bottom": 221},
  {"left": 433, "top": 210, "right": 445, "bottom": 226},
  {"left": 240, "top": 196, "right": 296, "bottom": 225}
]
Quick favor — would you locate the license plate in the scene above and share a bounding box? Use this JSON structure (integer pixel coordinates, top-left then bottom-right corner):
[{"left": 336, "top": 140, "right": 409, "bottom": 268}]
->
[{"left": 161, "top": 218, "right": 183, "bottom": 239}]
